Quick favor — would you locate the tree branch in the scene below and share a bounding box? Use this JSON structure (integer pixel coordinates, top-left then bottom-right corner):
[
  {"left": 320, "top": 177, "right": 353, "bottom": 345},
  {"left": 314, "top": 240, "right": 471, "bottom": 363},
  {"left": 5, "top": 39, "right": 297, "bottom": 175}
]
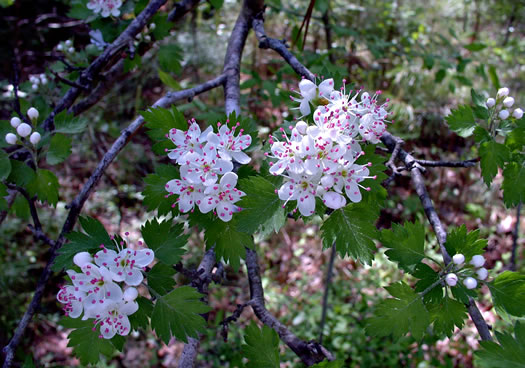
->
[
  {"left": 414, "top": 158, "right": 479, "bottom": 168},
  {"left": 319, "top": 242, "right": 336, "bottom": 345},
  {"left": 510, "top": 202, "right": 522, "bottom": 271},
  {"left": 246, "top": 248, "right": 334, "bottom": 366}
]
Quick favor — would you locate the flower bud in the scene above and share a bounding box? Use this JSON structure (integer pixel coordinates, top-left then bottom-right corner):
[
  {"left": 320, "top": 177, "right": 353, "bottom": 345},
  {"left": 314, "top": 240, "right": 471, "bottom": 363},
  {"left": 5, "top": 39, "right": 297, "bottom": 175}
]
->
[
  {"left": 57, "top": 44, "right": 63, "bottom": 51},
  {"left": 470, "top": 254, "right": 485, "bottom": 268},
  {"left": 27, "top": 107, "right": 39, "bottom": 121},
  {"left": 499, "top": 109, "right": 510, "bottom": 120},
  {"left": 463, "top": 277, "right": 478, "bottom": 289},
  {"left": 124, "top": 287, "right": 139, "bottom": 302},
  {"left": 497, "top": 87, "right": 509, "bottom": 98},
  {"left": 65, "top": 40, "right": 72, "bottom": 47},
  {"left": 323, "top": 191, "right": 347, "bottom": 210},
  {"left": 32, "top": 84, "right": 38, "bottom": 90},
  {"left": 73, "top": 252, "right": 93, "bottom": 268},
  {"left": 513, "top": 108, "right": 524, "bottom": 119},
  {"left": 29, "top": 132, "right": 41, "bottom": 145},
  {"left": 5, "top": 133, "right": 17, "bottom": 145},
  {"left": 452, "top": 253, "right": 465, "bottom": 265},
  {"left": 67, "top": 47, "right": 75, "bottom": 53},
  {"left": 149, "top": 23, "right": 156, "bottom": 30},
  {"left": 144, "top": 35, "right": 151, "bottom": 42},
  {"left": 41, "top": 77, "right": 48, "bottom": 85},
  {"left": 503, "top": 96, "right": 514, "bottom": 108},
  {"left": 486, "top": 98, "right": 495, "bottom": 108},
  {"left": 10, "top": 117, "right": 21, "bottom": 128},
  {"left": 445, "top": 273, "right": 458, "bottom": 287},
  {"left": 296, "top": 120, "right": 308, "bottom": 134},
  {"left": 16, "top": 123, "right": 32, "bottom": 137},
  {"left": 476, "top": 267, "right": 488, "bottom": 281}
]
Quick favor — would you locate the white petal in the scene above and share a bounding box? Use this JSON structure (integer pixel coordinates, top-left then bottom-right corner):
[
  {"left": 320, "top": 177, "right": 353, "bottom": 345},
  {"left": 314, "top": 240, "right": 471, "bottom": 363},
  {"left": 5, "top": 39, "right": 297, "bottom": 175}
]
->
[
  {"left": 318, "top": 79, "right": 334, "bottom": 97},
  {"left": 178, "top": 193, "right": 194, "bottom": 213},
  {"left": 166, "top": 179, "right": 185, "bottom": 194},
  {"left": 120, "top": 301, "right": 139, "bottom": 316},
  {"left": 297, "top": 194, "right": 316, "bottom": 216},
  {"left": 73, "top": 252, "right": 93, "bottom": 268},
  {"left": 300, "top": 99, "right": 311, "bottom": 116},
  {"left": 216, "top": 202, "right": 234, "bottom": 222},
  {"left": 323, "top": 191, "right": 347, "bottom": 209},
  {"left": 124, "top": 268, "right": 144, "bottom": 286},
  {"left": 231, "top": 151, "right": 251, "bottom": 164},
  {"left": 220, "top": 172, "right": 238, "bottom": 189},
  {"left": 214, "top": 159, "right": 233, "bottom": 175},
  {"left": 344, "top": 182, "right": 362, "bottom": 203},
  {"left": 299, "top": 79, "right": 316, "bottom": 100},
  {"left": 199, "top": 195, "right": 218, "bottom": 213},
  {"left": 101, "top": 325, "right": 117, "bottom": 339},
  {"left": 133, "top": 248, "right": 154, "bottom": 267},
  {"left": 104, "top": 281, "right": 123, "bottom": 300}
]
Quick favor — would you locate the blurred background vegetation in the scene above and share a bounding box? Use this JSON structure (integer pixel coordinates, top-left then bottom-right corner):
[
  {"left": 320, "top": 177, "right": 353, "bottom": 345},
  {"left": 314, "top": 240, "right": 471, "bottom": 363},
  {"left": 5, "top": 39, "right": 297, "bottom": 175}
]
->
[{"left": 0, "top": 0, "right": 524, "bottom": 366}]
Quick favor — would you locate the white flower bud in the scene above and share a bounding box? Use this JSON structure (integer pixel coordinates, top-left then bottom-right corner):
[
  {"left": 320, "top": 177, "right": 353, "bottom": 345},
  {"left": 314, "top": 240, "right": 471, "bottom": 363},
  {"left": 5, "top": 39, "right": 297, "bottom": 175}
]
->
[
  {"left": 5, "top": 133, "right": 17, "bottom": 145},
  {"left": 513, "top": 108, "right": 524, "bottom": 119},
  {"left": 499, "top": 110, "right": 510, "bottom": 120},
  {"left": 452, "top": 253, "right": 465, "bottom": 265},
  {"left": 16, "top": 123, "right": 32, "bottom": 137},
  {"left": 29, "top": 132, "right": 41, "bottom": 145},
  {"left": 463, "top": 277, "right": 478, "bottom": 289},
  {"left": 486, "top": 98, "right": 495, "bottom": 108},
  {"left": 149, "top": 23, "right": 156, "bottom": 30},
  {"left": 323, "top": 191, "right": 347, "bottom": 210},
  {"left": 497, "top": 87, "right": 509, "bottom": 98},
  {"left": 29, "top": 76, "right": 38, "bottom": 84},
  {"left": 123, "top": 287, "right": 139, "bottom": 302},
  {"left": 27, "top": 107, "right": 39, "bottom": 121},
  {"left": 295, "top": 120, "right": 308, "bottom": 134},
  {"left": 65, "top": 40, "right": 72, "bottom": 46},
  {"left": 10, "top": 117, "right": 21, "bottom": 128},
  {"left": 503, "top": 97, "right": 515, "bottom": 108},
  {"left": 32, "top": 84, "right": 38, "bottom": 90},
  {"left": 321, "top": 175, "right": 335, "bottom": 188},
  {"left": 476, "top": 267, "right": 488, "bottom": 281},
  {"left": 39, "top": 73, "right": 45, "bottom": 79},
  {"left": 73, "top": 251, "right": 93, "bottom": 268},
  {"left": 67, "top": 47, "right": 75, "bottom": 53},
  {"left": 41, "top": 77, "right": 48, "bottom": 85},
  {"left": 445, "top": 273, "right": 458, "bottom": 287},
  {"left": 57, "top": 44, "right": 63, "bottom": 51},
  {"left": 144, "top": 35, "right": 151, "bottom": 42},
  {"left": 470, "top": 255, "right": 485, "bottom": 268}
]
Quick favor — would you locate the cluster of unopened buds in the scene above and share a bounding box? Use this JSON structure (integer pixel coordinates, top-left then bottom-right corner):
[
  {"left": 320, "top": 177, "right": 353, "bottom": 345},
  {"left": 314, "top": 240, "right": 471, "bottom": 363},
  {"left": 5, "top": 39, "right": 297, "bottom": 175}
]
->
[
  {"left": 266, "top": 77, "right": 391, "bottom": 216},
  {"left": 164, "top": 119, "right": 252, "bottom": 222},
  {"left": 87, "top": 0, "right": 123, "bottom": 18},
  {"left": 444, "top": 254, "right": 488, "bottom": 290},
  {"left": 5, "top": 108, "right": 41, "bottom": 146},
  {"left": 486, "top": 87, "right": 523, "bottom": 120},
  {"left": 56, "top": 39, "right": 75, "bottom": 54},
  {"left": 29, "top": 74, "right": 48, "bottom": 91},
  {"left": 57, "top": 235, "right": 154, "bottom": 339}
]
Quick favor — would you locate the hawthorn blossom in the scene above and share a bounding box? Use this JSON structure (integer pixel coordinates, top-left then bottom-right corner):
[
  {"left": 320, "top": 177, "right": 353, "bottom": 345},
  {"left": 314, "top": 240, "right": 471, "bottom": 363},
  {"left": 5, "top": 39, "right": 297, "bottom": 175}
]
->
[
  {"left": 57, "top": 285, "right": 87, "bottom": 318},
  {"left": 167, "top": 121, "right": 212, "bottom": 164},
  {"left": 291, "top": 78, "right": 335, "bottom": 116},
  {"left": 180, "top": 145, "right": 233, "bottom": 187},
  {"left": 87, "top": 0, "right": 123, "bottom": 17},
  {"left": 277, "top": 173, "right": 319, "bottom": 216},
  {"left": 165, "top": 177, "right": 205, "bottom": 213},
  {"left": 207, "top": 122, "right": 252, "bottom": 164},
  {"left": 198, "top": 172, "right": 245, "bottom": 222},
  {"left": 93, "top": 299, "right": 138, "bottom": 339},
  {"left": 67, "top": 264, "right": 123, "bottom": 303}
]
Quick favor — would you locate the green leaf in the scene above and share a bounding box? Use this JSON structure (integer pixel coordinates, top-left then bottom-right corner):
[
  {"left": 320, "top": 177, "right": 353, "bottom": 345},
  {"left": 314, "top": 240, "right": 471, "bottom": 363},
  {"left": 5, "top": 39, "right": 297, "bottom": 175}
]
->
[
  {"left": 435, "top": 69, "right": 446, "bottom": 83},
  {"left": 53, "top": 216, "right": 114, "bottom": 271},
  {"left": 157, "top": 44, "right": 183, "bottom": 73},
  {"left": 141, "top": 106, "right": 187, "bottom": 142},
  {"left": 355, "top": 144, "right": 387, "bottom": 212},
  {"left": 7, "top": 160, "right": 35, "bottom": 186},
  {"left": 204, "top": 218, "right": 254, "bottom": 271},
  {"left": 321, "top": 203, "right": 378, "bottom": 265},
  {"left": 209, "top": 0, "right": 224, "bottom": 9},
  {"left": 488, "top": 65, "right": 500, "bottom": 90},
  {"left": 151, "top": 286, "right": 211, "bottom": 343},
  {"left": 502, "top": 161, "right": 525, "bottom": 207},
  {"left": 473, "top": 126, "right": 491, "bottom": 144},
  {"left": 475, "top": 321, "right": 525, "bottom": 368},
  {"left": 46, "top": 133, "right": 72, "bottom": 165},
  {"left": 142, "top": 164, "right": 179, "bottom": 216},
  {"left": 444, "top": 225, "right": 487, "bottom": 261},
  {"left": 464, "top": 42, "right": 487, "bottom": 52},
  {"left": 489, "top": 271, "right": 525, "bottom": 317},
  {"left": 236, "top": 176, "right": 286, "bottom": 236},
  {"left": 60, "top": 317, "right": 118, "bottom": 365},
  {"left": 54, "top": 110, "right": 87, "bottom": 134},
  {"left": 471, "top": 88, "right": 486, "bottom": 107},
  {"left": 148, "top": 263, "right": 176, "bottom": 295},
  {"left": 0, "top": 150, "right": 11, "bottom": 181},
  {"left": 506, "top": 127, "right": 525, "bottom": 151},
  {"left": 311, "top": 361, "right": 345, "bottom": 368},
  {"left": 141, "top": 218, "right": 187, "bottom": 264},
  {"left": 366, "top": 281, "right": 430, "bottom": 340},
  {"left": 26, "top": 169, "right": 59, "bottom": 206},
  {"left": 158, "top": 69, "right": 181, "bottom": 90},
  {"left": 446, "top": 105, "right": 476, "bottom": 137},
  {"left": 0, "top": 183, "right": 8, "bottom": 211},
  {"left": 129, "top": 296, "right": 154, "bottom": 331},
  {"left": 380, "top": 221, "right": 426, "bottom": 273},
  {"left": 428, "top": 296, "right": 467, "bottom": 337},
  {"left": 479, "top": 140, "right": 510, "bottom": 185},
  {"left": 242, "top": 322, "right": 280, "bottom": 368},
  {"left": 473, "top": 106, "right": 489, "bottom": 120},
  {"left": 413, "top": 263, "right": 443, "bottom": 304}
]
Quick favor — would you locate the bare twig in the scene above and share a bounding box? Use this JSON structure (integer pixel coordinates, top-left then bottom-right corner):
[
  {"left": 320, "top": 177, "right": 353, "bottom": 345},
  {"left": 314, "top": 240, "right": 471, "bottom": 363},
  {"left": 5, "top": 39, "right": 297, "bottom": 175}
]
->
[
  {"left": 319, "top": 242, "right": 336, "bottom": 344},
  {"left": 0, "top": 189, "right": 17, "bottom": 227},
  {"left": 220, "top": 302, "right": 249, "bottom": 342},
  {"left": 51, "top": 70, "right": 89, "bottom": 90},
  {"left": 385, "top": 135, "right": 404, "bottom": 175},
  {"left": 510, "top": 202, "right": 522, "bottom": 271},
  {"left": 414, "top": 158, "right": 479, "bottom": 168},
  {"left": 7, "top": 184, "right": 42, "bottom": 233}
]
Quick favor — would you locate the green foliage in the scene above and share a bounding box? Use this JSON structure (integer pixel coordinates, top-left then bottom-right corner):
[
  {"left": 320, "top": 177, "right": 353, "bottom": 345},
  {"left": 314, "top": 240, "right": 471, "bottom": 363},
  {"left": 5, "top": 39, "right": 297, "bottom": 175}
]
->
[
  {"left": 312, "top": 361, "right": 345, "bottom": 368},
  {"left": 0, "top": 150, "right": 11, "bottom": 181},
  {"left": 0, "top": 183, "right": 8, "bottom": 210},
  {"left": 428, "top": 296, "right": 467, "bottom": 337},
  {"left": 355, "top": 144, "right": 387, "bottom": 211},
  {"left": 489, "top": 271, "right": 525, "bottom": 317},
  {"left": 52, "top": 216, "right": 114, "bottom": 271},
  {"left": 366, "top": 281, "right": 430, "bottom": 340},
  {"left": 26, "top": 169, "right": 59, "bottom": 206},
  {"left": 142, "top": 164, "right": 179, "bottom": 216},
  {"left": 46, "top": 133, "right": 72, "bottom": 165},
  {"left": 141, "top": 218, "right": 187, "bottom": 264},
  {"left": 151, "top": 286, "right": 211, "bottom": 344},
  {"left": 502, "top": 161, "right": 525, "bottom": 207},
  {"left": 236, "top": 176, "right": 286, "bottom": 236},
  {"left": 321, "top": 203, "right": 378, "bottom": 265},
  {"left": 53, "top": 110, "right": 87, "bottom": 134},
  {"left": 380, "top": 221, "right": 426, "bottom": 273},
  {"left": 475, "top": 322, "right": 525, "bottom": 368},
  {"left": 141, "top": 105, "right": 187, "bottom": 142},
  {"left": 413, "top": 263, "right": 443, "bottom": 304},
  {"left": 446, "top": 105, "right": 476, "bottom": 137},
  {"left": 157, "top": 44, "right": 183, "bottom": 74},
  {"left": 147, "top": 263, "right": 176, "bottom": 295},
  {"left": 479, "top": 140, "right": 510, "bottom": 185},
  {"left": 7, "top": 160, "right": 35, "bottom": 186},
  {"left": 444, "top": 225, "right": 487, "bottom": 261},
  {"left": 128, "top": 296, "right": 154, "bottom": 331},
  {"left": 242, "top": 322, "right": 280, "bottom": 368}
]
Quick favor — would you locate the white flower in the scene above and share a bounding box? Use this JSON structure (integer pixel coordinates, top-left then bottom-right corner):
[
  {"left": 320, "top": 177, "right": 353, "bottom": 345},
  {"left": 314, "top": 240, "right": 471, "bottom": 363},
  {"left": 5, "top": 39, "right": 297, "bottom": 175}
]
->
[
  {"left": 499, "top": 110, "right": 510, "bottom": 120},
  {"left": 198, "top": 172, "right": 245, "bottom": 222},
  {"left": 5, "top": 133, "right": 17, "bottom": 145},
  {"left": 277, "top": 173, "right": 319, "bottom": 216},
  {"left": 486, "top": 98, "right": 495, "bottom": 108},
  {"left": 165, "top": 177, "right": 205, "bottom": 213},
  {"left": 476, "top": 267, "right": 488, "bottom": 281},
  {"left": 180, "top": 144, "right": 233, "bottom": 186},
  {"left": 93, "top": 299, "right": 138, "bottom": 339},
  {"left": 29, "top": 132, "right": 41, "bottom": 145},
  {"left": 497, "top": 87, "right": 509, "bottom": 98},
  {"left": 167, "top": 121, "right": 212, "bottom": 164},
  {"left": 452, "top": 253, "right": 465, "bottom": 265},
  {"left": 67, "top": 264, "right": 123, "bottom": 305},
  {"left": 94, "top": 245, "right": 155, "bottom": 286},
  {"left": 322, "top": 191, "right": 347, "bottom": 209},
  {"left": 292, "top": 78, "right": 334, "bottom": 116},
  {"left": 16, "top": 123, "right": 32, "bottom": 137},
  {"left": 445, "top": 273, "right": 458, "bottom": 287},
  {"left": 206, "top": 123, "right": 252, "bottom": 164},
  {"left": 503, "top": 96, "right": 514, "bottom": 108},
  {"left": 57, "top": 285, "right": 87, "bottom": 318},
  {"left": 10, "top": 117, "right": 21, "bottom": 128},
  {"left": 463, "top": 277, "right": 477, "bottom": 289},
  {"left": 470, "top": 255, "right": 485, "bottom": 268},
  {"left": 27, "top": 107, "right": 39, "bottom": 121},
  {"left": 87, "top": 0, "right": 122, "bottom": 17},
  {"left": 513, "top": 108, "right": 523, "bottom": 119}
]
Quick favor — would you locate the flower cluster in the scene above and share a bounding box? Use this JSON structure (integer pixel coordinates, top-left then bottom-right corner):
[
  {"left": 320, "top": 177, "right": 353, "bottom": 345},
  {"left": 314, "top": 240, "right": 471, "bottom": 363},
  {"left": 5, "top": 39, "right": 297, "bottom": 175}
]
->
[
  {"left": 29, "top": 74, "right": 48, "bottom": 91},
  {"left": 56, "top": 39, "right": 75, "bottom": 54},
  {"left": 267, "top": 78, "right": 390, "bottom": 216},
  {"left": 486, "top": 87, "right": 523, "bottom": 120},
  {"left": 57, "top": 236, "right": 154, "bottom": 339},
  {"left": 5, "top": 108, "right": 41, "bottom": 146},
  {"left": 164, "top": 119, "right": 251, "bottom": 222},
  {"left": 87, "top": 0, "right": 123, "bottom": 17},
  {"left": 445, "top": 254, "right": 488, "bottom": 290}
]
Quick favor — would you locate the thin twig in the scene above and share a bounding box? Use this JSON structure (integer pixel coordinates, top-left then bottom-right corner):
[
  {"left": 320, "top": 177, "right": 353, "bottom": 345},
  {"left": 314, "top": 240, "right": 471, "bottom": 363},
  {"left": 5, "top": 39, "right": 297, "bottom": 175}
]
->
[
  {"left": 0, "top": 189, "right": 17, "bottom": 227},
  {"left": 414, "top": 158, "right": 479, "bottom": 168},
  {"left": 220, "top": 303, "right": 249, "bottom": 342},
  {"left": 319, "top": 242, "right": 336, "bottom": 344},
  {"left": 51, "top": 70, "right": 89, "bottom": 90},
  {"left": 7, "top": 184, "right": 42, "bottom": 232},
  {"left": 510, "top": 202, "right": 522, "bottom": 271}
]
